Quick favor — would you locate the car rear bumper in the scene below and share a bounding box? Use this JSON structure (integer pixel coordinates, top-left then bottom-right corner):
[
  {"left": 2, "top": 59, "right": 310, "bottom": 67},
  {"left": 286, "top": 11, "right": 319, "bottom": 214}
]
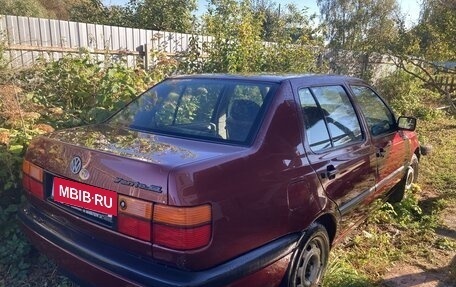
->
[{"left": 19, "top": 202, "right": 298, "bottom": 287}]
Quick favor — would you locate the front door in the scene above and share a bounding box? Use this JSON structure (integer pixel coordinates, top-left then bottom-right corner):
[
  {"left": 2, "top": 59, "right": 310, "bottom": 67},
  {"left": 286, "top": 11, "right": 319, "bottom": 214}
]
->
[{"left": 350, "top": 85, "right": 409, "bottom": 195}]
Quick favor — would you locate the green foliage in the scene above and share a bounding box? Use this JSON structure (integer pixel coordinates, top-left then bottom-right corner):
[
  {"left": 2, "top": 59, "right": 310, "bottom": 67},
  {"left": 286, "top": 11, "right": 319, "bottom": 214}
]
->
[
  {"left": 0, "top": 0, "right": 49, "bottom": 17},
  {"left": 0, "top": 89, "right": 48, "bottom": 284},
  {"left": 148, "top": 51, "right": 179, "bottom": 82},
  {"left": 413, "top": 0, "right": 456, "bottom": 61},
  {"left": 0, "top": 203, "right": 31, "bottom": 281},
  {"left": 317, "top": 0, "right": 399, "bottom": 53},
  {"left": 202, "top": 0, "right": 264, "bottom": 73},
  {"left": 375, "top": 70, "right": 443, "bottom": 119},
  {"left": 325, "top": 184, "right": 441, "bottom": 283},
  {"left": 370, "top": 185, "right": 438, "bottom": 230},
  {"left": 0, "top": 33, "right": 8, "bottom": 83},
  {"left": 323, "top": 255, "right": 373, "bottom": 287},
  {"left": 127, "top": 0, "right": 196, "bottom": 33},
  {"left": 251, "top": 1, "right": 319, "bottom": 42},
  {"left": 385, "top": 0, "right": 455, "bottom": 109},
  {"left": 0, "top": 0, "right": 89, "bottom": 19},
  {"left": 70, "top": 0, "right": 133, "bottom": 26},
  {"left": 22, "top": 53, "right": 154, "bottom": 127},
  {"left": 177, "top": 0, "right": 325, "bottom": 74},
  {"left": 0, "top": 53, "right": 162, "bottom": 285},
  {"left": 260, "top": 34, "right": 326, "bottom": 73},
  {"left": 177, "top": 34, "right": 204, "bottom": 74}
]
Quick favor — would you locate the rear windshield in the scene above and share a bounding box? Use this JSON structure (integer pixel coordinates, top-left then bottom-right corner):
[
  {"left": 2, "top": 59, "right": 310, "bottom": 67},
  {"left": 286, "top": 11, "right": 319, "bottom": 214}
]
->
[{"left": 110, "top": 78, "right": 279, "bottom": 144}]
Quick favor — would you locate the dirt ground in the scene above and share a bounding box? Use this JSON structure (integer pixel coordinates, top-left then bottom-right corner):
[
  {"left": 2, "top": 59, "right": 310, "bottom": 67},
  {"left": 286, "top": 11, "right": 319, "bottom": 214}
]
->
[{"left": 382, "top": 203, "right": 456, "bottom": 287}]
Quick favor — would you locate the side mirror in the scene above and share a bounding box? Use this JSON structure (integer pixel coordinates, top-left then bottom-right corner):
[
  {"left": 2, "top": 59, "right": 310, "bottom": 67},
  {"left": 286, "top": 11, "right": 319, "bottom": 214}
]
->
[{"left": 397, "top": 116, "right": 417, "bottom": 131}]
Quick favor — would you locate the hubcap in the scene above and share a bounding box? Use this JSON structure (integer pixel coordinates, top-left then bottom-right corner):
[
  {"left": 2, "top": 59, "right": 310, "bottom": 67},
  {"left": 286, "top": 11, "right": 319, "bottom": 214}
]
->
[
  {"left": 295, "top": 238, "right": 325, "bottom": 287},
  {"left": 405, "top": 166, "right": 415, "bottom": 190}
]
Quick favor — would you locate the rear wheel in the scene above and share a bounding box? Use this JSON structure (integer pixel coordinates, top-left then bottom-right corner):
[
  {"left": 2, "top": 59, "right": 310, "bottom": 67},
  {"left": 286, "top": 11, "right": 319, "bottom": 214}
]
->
[{"left": 287, "top": 224, "right": 330, "bottom": 287}]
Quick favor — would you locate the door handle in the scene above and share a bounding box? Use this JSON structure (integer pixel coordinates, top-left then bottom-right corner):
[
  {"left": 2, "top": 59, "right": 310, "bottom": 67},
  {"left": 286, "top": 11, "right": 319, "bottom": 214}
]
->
[
  {"left": 321, "top": 165, "right": 338, "bottom": 180},
  {"left": 376, "top": 148, "right": 386, "bottom": 158}
]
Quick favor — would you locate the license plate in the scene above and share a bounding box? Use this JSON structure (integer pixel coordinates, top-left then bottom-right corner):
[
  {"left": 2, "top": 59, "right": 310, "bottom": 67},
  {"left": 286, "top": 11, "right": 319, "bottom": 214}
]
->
[{"left": 53, "top": 177, "right": 117, "bottom": 216}]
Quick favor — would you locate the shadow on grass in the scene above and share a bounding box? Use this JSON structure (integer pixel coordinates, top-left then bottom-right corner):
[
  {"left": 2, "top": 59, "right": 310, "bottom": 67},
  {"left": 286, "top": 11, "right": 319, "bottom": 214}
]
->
[{"left": 436, "top": 226, "right": 456, "bottom": 240}]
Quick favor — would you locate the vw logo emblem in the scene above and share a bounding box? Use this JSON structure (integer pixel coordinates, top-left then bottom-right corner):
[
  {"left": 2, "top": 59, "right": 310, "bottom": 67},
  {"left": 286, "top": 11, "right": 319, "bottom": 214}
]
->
[{"left": 70, "top": 156, "right": 82, "bottom": 174}]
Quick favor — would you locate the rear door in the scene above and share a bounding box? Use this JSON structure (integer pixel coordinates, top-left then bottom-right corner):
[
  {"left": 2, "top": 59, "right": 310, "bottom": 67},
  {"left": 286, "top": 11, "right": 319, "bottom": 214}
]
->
[
  {"left": 296, "top": 85, "right": 377, "bottom": 228},
  {"left": 349, "top": 84, "right": 409, "bottom": 195}
]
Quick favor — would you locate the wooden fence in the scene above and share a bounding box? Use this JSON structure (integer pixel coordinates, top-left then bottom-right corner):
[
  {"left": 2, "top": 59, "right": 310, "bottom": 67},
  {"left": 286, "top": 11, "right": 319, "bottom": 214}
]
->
[{"left": 0, "top": 14, "right": 212, "bottom": 69}]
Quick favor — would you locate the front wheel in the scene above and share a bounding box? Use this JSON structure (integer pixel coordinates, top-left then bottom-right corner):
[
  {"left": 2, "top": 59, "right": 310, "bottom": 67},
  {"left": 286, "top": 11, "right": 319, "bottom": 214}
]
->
[
  {"left": 287, "top": 224, "right": 330, "bottom": 287},
  {"left": 405, "top": 154, "right": 419, "bottom": 190},
  {"left": 388, "top": 153, "right": 419, "bottom": 203}
]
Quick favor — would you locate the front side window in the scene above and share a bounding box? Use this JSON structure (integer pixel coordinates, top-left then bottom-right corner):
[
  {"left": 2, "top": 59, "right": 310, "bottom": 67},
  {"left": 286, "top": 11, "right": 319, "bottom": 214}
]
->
[
  {"left": 110, "top": 79, "right": 278, "bottom": 144},
  {"left": 299, "top": 86, "right": 363, "bottom": 152},
  {"left": 350, "top": 86, "right": 395, "bottom": 136}
]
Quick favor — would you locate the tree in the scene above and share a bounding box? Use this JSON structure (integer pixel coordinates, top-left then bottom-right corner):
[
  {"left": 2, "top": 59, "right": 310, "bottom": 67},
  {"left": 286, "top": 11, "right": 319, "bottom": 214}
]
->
[
  {"left": 127, "top": 0, "right": 196, "bottom": 32},
  {"left": 70, "top": 0, "right": 132, "bottom": 26},
  {"left": 317, "top": 0, "right": 399, "bottom": 52},
  {"left": 0, "top": 0, "right": 49, "bottom": 18},
  {"left": 250, "top": 1, "right": 318, "bottom": 43},
  {"left": 38, "top": 0, "right": 76, "bottom": 19},
  {"left": 250, "top": 0, "right": 277, "bottom": 41},
  {"left": 0, "top": 0, "right": 99, "bottom": 20},
  {"left": 177, "top": 0, "right": 325, "bottom": 74},
  {"left": 415, "top": 0, "right": 456, "bottom": 61},
  {"left": 317, "top": 0, "right": 400, "bottom": 78},
  {"left": 201, "top": 0, "right": 264, "bottom": 73},
  {"left": 385, "top": 0, "right": 456, "bottom": 112}
]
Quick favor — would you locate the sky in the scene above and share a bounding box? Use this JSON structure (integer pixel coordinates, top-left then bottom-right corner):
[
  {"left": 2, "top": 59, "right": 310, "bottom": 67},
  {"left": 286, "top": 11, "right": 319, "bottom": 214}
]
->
[{"left": 101, "top": 0, "right": 422, "bottom": 27}]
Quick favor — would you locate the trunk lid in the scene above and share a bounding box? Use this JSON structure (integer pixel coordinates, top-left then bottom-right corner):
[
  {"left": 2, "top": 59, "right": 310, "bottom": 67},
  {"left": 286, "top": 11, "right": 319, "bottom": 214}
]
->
[{"left": 26, "top": 124, "right": 236, "bottom": 205}]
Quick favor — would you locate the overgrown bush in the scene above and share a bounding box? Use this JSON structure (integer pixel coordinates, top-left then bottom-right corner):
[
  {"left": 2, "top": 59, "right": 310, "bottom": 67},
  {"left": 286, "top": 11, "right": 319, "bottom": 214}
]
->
[
  {"left": 0, "top": 84, "right": 50, "bottom": 283},
  {"left": 19, "top": 53, "right": 157, "bottom": 128},
  {"left": 0, "top": 52, "right": 165, "bottom": 285},
  {"left": 376, "top": 70, "right": 443, "bottom": 120}
]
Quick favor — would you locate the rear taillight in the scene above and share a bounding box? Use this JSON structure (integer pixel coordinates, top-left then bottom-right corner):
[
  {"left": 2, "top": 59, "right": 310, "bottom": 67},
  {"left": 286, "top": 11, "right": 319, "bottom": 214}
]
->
[
  {"left": 116, "top": 196, "right": 212, "bottom": 250},
  {"left": 153, "top": 204, "right": 212, "bottom": 250},
  {"left": 153, "top": 224, "right": 211, "bottom": 250},
  {"left": 22, "top": 160, "right": 44, "bottom": 198}
]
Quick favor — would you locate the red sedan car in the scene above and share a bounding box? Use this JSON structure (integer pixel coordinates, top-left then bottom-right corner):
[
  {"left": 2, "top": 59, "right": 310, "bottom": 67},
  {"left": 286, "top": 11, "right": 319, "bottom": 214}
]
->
[{"left": 20, "top": 74, "right": 421, "bottom": 286}]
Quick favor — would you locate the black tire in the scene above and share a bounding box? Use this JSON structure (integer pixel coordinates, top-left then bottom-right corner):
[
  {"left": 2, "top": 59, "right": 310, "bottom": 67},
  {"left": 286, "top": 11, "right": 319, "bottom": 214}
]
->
[
  {"left": 286, "top": 224, "right": 330, "bottom": 287},
  {"left": 388, "top": 153, "right": 419, "bottom": 203}
]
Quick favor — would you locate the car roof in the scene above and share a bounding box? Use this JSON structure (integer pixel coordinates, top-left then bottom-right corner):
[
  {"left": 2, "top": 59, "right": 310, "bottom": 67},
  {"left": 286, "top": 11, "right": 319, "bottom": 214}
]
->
[{"left": 169, "top": 74, "right": 363, "bottom": 84}]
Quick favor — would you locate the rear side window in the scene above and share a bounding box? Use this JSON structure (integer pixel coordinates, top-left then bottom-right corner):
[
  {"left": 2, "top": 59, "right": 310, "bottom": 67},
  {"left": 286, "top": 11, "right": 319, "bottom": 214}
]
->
[
  {"left": 110, "top": 79, "right": 278, "bottom": 144},
  {"left": 298, "top": 86, "right": 363, "bottom": 152},
  {"left": 350, "top": 86, "right": 395, "bottom": 136}
]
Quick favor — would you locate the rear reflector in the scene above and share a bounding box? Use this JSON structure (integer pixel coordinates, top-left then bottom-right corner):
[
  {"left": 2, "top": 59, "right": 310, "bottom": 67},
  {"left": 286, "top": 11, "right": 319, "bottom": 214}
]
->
[{"left": 154, "top": 224, "right": 211, "bottom": 250}]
